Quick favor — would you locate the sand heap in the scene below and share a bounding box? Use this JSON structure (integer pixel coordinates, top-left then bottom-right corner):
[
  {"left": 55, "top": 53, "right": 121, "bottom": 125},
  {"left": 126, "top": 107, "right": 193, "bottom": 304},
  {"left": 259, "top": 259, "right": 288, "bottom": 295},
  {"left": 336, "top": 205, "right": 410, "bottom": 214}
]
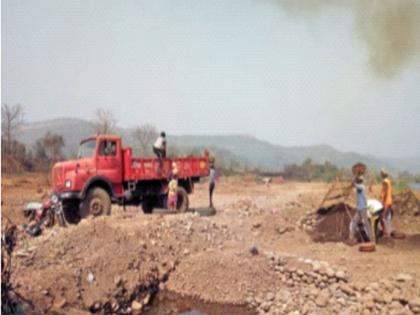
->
[
  {"left": 393, "top": 190, "right": 420, "bottom": 216},
  {"left": 299, "top": 203, "right": 356, "bottom": 243}
]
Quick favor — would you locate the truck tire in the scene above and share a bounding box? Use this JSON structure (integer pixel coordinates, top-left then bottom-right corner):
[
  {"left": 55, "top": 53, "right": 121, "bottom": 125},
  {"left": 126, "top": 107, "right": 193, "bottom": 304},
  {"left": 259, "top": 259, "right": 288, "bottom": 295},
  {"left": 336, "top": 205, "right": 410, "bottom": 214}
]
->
[
  {"left": 63, "top": 202, "right": 81, "bottom": 224},
  {"left": 80, "top": 187, "right": 111, "bottom": 218},
  {"left": 176, "top": 187, "right": 189, "bottom": 213},
  {"left": 142, "top": 197, "right": 157, "bottom": 214}
]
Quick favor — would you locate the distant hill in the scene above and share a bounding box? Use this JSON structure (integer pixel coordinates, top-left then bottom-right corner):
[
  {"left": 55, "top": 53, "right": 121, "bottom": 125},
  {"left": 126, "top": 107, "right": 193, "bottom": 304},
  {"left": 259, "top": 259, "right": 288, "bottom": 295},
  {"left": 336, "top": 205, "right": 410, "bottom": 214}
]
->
[{"left": 17, "top": 118, "right": 419, "bottom": 174}]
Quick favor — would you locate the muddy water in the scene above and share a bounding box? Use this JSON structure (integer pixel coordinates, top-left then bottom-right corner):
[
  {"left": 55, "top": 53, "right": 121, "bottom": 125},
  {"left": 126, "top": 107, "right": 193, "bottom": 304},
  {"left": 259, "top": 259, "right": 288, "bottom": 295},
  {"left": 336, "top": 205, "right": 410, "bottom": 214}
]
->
[{"left": 145, "top": 291, "right": 255, "bottom": 315}]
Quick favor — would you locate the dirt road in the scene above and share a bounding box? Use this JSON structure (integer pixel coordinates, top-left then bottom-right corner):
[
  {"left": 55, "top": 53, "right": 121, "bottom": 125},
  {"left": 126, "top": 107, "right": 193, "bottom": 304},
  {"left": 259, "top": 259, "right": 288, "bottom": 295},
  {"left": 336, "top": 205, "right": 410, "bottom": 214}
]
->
[{"left": 2, "top": 173, "right": 420, "bottom": 315}]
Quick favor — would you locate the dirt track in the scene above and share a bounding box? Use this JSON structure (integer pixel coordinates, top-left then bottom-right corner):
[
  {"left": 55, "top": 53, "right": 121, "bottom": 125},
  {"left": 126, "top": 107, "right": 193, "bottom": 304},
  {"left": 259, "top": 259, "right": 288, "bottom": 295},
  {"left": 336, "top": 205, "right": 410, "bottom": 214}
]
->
[{"left": 2, "top": 173, "right": 420, "bottom": 315}]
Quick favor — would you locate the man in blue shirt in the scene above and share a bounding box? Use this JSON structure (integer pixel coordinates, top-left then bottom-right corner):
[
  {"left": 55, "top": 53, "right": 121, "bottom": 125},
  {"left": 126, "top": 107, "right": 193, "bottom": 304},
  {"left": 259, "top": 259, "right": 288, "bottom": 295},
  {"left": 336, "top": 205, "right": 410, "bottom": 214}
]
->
[{"left": 349, "top": 175, "right": 371, "bottom": 242}]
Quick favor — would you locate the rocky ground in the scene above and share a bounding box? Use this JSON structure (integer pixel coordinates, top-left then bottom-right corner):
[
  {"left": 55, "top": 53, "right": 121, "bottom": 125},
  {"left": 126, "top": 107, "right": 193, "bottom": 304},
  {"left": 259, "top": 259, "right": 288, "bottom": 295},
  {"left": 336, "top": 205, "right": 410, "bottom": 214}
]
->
[{"left": 1, "top": 173, "right": 420, "bottom": 315}]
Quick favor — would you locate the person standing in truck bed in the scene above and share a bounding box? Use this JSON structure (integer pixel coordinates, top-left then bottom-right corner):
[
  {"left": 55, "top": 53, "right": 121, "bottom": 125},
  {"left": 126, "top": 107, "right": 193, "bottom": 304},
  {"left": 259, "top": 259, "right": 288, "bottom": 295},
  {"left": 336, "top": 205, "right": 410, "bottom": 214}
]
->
[{"left": 153, "top": 131, "right": 166, "bottom": 161}]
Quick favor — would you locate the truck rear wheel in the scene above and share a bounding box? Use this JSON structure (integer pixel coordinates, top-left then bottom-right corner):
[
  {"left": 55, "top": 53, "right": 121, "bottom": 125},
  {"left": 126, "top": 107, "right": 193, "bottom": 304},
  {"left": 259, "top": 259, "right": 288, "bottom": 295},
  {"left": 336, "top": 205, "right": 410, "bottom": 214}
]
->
[
  {"left": 176, "top": 187, "right": 189, "bottom": 212},
  {"left": 142, "top": 197, "right": 158, "bottom": 214},
  {"left": 80, "top": 187, "right": 111, "bottom": 218}
]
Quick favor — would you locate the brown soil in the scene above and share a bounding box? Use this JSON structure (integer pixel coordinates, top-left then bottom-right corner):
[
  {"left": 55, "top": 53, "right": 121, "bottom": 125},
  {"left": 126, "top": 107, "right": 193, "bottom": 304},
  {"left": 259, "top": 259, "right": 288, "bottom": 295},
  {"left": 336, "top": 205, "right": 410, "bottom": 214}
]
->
[{"left": 2, "top": 173, "right": 420, "bottom": 314}]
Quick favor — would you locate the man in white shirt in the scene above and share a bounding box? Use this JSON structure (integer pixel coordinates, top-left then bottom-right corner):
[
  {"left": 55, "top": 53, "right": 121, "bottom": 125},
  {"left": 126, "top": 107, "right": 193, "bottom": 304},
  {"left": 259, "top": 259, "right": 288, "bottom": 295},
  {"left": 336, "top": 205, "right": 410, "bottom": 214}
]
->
[{"left": 153, "top": 131, "right": 166, "bottom": 160}]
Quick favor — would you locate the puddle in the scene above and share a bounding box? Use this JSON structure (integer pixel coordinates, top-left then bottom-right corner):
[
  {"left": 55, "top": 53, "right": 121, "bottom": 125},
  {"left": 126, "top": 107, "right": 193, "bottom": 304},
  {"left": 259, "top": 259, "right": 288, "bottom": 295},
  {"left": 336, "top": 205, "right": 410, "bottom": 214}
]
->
[{"left": 145, "top": 291, "right": 255, "bottom": 315}]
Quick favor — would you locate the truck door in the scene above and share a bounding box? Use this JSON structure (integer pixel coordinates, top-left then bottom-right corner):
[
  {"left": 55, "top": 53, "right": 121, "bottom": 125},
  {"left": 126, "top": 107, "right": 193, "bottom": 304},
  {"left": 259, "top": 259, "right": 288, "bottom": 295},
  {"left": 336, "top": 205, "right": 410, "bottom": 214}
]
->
[
  {"left": 75, "top": 139, "right": 98, "bottom": 192},
  {"left": 96, "top": 139, "right": 122, "bottom": 187}
]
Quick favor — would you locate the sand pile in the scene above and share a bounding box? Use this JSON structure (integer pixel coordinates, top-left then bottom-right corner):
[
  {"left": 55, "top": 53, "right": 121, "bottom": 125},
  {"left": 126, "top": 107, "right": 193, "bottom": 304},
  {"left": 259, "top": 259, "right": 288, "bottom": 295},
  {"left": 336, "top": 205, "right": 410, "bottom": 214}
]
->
[
  {"left": 299, "top": 203, "right": 356, "bottom": 243},
  {"left": 393, "top": 190, "right": 420, "bottom": 216}
]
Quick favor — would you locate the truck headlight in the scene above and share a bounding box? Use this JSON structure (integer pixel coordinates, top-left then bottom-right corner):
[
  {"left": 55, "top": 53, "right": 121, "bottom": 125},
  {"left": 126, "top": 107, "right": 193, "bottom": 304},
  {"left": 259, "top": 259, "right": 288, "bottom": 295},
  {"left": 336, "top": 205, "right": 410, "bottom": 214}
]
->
[
  {"left": 50, "top": 193, "right": 59, "bottom": 204},
  {"left": 65, "top": 179, "right": 72, "bottom": 188}
]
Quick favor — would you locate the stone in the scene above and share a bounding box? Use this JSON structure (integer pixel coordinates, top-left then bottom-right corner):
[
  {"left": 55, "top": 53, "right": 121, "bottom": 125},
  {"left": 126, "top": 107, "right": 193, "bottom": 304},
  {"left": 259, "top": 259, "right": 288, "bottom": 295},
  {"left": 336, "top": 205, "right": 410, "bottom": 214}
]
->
[
  {"left": 339, "top": 283, "right": 354, "bottom": 296},
  {"left": 315, "top": 295, "right": 329, "bottom": 307},
  {"left": 276, "top": 290, "right": 291, "bottom": 302},
  {"left": 336, "top": 270, "right": 347, "bottom": 281},
  {"left": 302, "top": 301, "right": 315, "bottom": 315},
  {"left": 391, "top": 289, "right": 402, "bottom": 301},
  {"left": 369, "top": 282, "right": 380, "bottom": 291},
  {"left": 266, "top": 251, "right": 275, "bottom": 260},
  {"left": 337, "top": 297, "right": 346, "bottom": 306},
  {"left": 312, "top": 261, "right": 321, "bottom": 272},
  {"left": 411, "top": 298, "right": 420, "bottom": 309},
  {"left": 131, "top": 300, "right": 142, "bottom": 311},
  {"left": 250, "top": 245, "right": 259, "bottom": 256},
  {"left": 390, "top": 300, "right": 402, "bottom": 309},
  {"left": 325, "top": 268, "right": 335, "bottom": 278},
  {"left": 246, "top": 296, "right": 254, "bottom": 304},
  {"left": 142, "top": 294, "right": 151, "bottom": 305},
  {"left": 114, "top": 275, "right": 122, "bottom": 286},
  {"left": 261, "top": 302, "right": 271, "bottom": 312},
  {"left": 87, "top": 272, "right": 95, "bottom": 284},
  {"left": 396, "top": 273, "right": 413, "bottom": 282},
  {"left": 266, "top": 292, "right": 275, "bottom": 301},
  {"left": 54, "top": 297, "right": 67, "bottom": 309}
]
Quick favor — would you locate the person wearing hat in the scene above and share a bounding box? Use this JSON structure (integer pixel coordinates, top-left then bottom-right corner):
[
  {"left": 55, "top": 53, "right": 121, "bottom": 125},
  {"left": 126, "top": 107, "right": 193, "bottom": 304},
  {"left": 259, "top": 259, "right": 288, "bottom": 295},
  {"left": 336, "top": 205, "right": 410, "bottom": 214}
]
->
[
  {"left": 153, "top": 131, "right": 167, "bottom": 161},
  {"left": 349, "top": 174, "right": 371, "bottom": 242},
  {"left": 380, "top": 168, "right": 393, "bottom": 236}
]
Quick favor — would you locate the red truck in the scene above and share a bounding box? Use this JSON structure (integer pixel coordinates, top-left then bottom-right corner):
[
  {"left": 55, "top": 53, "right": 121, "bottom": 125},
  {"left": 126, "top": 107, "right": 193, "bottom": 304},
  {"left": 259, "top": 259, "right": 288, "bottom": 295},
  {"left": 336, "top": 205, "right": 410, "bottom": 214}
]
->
[{"left": 51, "top": 134, "right": 210, "bottom": 223}]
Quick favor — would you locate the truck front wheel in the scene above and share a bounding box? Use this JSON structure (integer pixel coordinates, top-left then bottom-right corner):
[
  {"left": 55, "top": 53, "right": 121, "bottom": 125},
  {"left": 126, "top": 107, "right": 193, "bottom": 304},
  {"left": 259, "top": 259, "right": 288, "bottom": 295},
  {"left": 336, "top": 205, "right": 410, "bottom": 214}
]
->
[{"left": 80, "top": 187, "right": 111, "bottom": 218}]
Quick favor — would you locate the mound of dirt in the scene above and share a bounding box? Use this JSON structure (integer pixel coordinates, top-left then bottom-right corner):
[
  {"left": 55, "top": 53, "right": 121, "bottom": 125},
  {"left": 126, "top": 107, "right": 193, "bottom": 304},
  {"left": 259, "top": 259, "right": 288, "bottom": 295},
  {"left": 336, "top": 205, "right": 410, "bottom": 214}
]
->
[
  {"left": 165, "top": 250, "right": 282, "bottom": 305},
  {"left": 302, "top": 203, "right": 356, "bottom": 243},
  {"left": 393, "top": 190, "right": 420, "bottom": 216}
]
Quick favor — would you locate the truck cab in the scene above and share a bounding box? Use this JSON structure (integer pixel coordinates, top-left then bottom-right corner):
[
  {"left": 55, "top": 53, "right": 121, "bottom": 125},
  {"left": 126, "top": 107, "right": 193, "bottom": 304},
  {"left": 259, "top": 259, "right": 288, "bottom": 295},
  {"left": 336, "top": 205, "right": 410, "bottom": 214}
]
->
[{"left": 53, "top": 135, "right": 123, "bottom": 199}]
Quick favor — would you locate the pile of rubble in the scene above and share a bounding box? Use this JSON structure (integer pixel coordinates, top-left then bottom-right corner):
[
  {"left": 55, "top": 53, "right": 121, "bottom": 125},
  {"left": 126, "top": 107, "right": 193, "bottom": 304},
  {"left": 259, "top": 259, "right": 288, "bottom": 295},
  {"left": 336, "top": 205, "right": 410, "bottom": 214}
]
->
[
  {"left": 298, "top": 203, "right": 355, "bottom": 242},
  {"left": 393, "top": 190, "right": 420, "bottom": 216},
  {"left": 229, "top": 199, "right": 264, "bottom": 218},
  {"left": 246, "top": 251, "right": 420, "bottom": 315}
]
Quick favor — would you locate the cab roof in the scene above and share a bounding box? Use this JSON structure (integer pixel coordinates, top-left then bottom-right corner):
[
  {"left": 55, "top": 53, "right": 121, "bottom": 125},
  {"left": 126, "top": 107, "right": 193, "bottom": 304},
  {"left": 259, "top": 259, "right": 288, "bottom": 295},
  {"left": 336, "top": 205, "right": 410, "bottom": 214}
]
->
[{"left": 80, "top": 134, "right": 121, "bottom": 143}]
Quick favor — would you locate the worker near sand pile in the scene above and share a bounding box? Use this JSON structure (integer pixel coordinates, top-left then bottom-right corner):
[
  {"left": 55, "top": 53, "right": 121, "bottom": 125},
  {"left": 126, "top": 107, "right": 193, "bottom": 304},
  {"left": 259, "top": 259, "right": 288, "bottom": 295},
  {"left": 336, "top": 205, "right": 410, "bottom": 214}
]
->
[
  {"left": 349, "top": 175, "right": 371, "bottom": 242},
  {"left": 153, "top": 131, "right": 166, "bottom": 160},
  {"left": 380, "top": 168, "right": 393, "bottom": 237}
]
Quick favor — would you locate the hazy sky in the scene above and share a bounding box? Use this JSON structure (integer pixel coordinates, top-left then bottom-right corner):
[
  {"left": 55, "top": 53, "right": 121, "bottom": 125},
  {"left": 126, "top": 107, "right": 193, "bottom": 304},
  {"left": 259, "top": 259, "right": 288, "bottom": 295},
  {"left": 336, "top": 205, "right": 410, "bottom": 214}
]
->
[{"left": 2, "top": 0, "right": 420, "bottom": 158}]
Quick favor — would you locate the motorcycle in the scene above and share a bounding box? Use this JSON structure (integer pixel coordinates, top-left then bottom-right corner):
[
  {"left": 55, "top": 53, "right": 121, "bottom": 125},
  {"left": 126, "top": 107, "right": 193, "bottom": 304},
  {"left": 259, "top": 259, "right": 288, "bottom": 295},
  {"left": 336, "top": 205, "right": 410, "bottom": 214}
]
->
[{"left": 23, "top": 193, "right": 66, "bottom": 236}]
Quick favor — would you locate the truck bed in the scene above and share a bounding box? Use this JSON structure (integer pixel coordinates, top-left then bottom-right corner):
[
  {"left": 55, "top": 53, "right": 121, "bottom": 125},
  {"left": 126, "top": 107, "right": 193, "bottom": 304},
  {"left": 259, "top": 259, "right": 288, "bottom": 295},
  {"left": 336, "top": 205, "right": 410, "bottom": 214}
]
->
[{"left": 123, "top": 148, "right": 209, "bottom": 181}]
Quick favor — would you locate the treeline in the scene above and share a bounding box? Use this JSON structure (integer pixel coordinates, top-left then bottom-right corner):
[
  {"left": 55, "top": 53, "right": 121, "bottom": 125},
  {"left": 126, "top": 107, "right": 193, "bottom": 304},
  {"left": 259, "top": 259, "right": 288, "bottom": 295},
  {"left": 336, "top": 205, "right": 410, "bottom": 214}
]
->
[
  {"left": 1, "top": 103, "right": 66, "bottom": 172},
  {"left": 283, "top": 159, "right": 347, "bottom": 182},
  {"left": 1, "top": 104, "right": 65, "bottom": 173}
]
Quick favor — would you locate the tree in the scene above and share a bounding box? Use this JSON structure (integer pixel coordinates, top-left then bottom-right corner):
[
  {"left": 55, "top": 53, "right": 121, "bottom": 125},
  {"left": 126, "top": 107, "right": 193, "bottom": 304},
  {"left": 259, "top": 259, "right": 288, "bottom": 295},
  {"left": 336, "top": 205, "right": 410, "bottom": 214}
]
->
[
  {"left": 92, "top": 108, "right": 117, "bottom": 134},
  {"left": 131, "top": 124, "right": 158, "bottom": 155},
  {"left": 35, "top": 132, "right": 65, "bottom": 160},
  {"left": 1, "top": 104, "right": 24, "bottom": 155}
]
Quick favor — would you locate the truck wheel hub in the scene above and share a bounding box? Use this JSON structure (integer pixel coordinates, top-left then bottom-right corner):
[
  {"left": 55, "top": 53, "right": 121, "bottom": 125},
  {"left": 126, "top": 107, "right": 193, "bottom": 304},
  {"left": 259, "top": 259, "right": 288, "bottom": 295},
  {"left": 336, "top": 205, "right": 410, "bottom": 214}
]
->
[{"left": 91, "top": 199, "right": 103, "bottom": 216}]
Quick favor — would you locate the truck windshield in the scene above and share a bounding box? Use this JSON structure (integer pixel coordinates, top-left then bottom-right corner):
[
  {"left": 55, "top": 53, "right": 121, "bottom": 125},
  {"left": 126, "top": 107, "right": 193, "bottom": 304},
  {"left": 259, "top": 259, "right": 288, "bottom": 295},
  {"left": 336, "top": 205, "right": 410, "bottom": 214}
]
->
[{"left": 78, "top": 139, "right": 96, "bottom": 158}]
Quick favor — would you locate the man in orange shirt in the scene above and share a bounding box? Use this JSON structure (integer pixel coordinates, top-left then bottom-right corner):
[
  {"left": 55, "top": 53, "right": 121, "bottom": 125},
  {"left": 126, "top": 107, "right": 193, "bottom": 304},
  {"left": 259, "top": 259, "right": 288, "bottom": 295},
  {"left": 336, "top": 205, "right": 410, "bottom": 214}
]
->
[{"left": 380, "top": 168, "right": 393, "bottom": 237}]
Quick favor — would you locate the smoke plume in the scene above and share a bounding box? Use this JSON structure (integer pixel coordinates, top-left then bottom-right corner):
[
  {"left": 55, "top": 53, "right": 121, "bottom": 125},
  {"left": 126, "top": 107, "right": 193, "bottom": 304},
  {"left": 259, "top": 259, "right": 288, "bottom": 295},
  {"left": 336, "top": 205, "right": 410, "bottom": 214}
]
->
[{"left": 273, "top": 0, "right": 420, "bottom": 78}]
